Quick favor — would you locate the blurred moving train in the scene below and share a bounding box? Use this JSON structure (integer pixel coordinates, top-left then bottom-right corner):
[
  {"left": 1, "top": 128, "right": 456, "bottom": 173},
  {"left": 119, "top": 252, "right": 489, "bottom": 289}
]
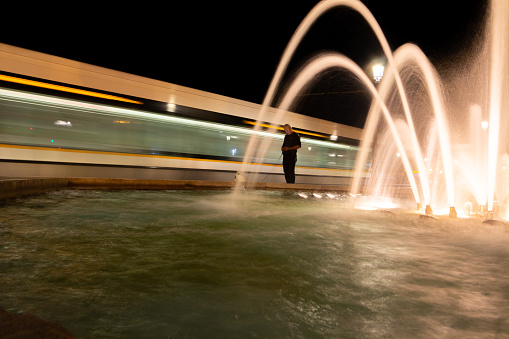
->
[{"left": 0, "top": 43, "right": 365, "bottom": 184}]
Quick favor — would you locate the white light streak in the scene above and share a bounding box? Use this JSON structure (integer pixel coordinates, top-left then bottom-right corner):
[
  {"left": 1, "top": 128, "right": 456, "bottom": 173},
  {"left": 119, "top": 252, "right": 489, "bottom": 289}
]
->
[{"left": 0, "top": 88, "right": 356, "bottom": 150}]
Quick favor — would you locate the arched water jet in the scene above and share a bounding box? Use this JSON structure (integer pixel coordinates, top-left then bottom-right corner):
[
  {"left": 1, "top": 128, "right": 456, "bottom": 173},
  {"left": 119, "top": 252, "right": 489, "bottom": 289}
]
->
[
  {"left": 273, "top": 53, "right": 422, "bottom": 204},
  {"left": 351, "top": 57, "right": 428, "bottom": 204},
  {"left": 390, "top": 44, "right": 455, "bottom": 208},
  {"left": 352, "top": 43, "right": 457, "bottom": 212},
  {"left": 234, "top": 0, "right": 506, "bottom": 222},
  {"left": 237, "top": 0, "right": 423, "bottom": 196}
]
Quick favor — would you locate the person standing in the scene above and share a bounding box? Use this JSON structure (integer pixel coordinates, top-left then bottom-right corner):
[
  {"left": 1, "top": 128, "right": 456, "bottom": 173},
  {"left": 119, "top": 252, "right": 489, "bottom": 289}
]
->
[{"left": 281, "top": 124, "right": 301, "bottom": 183}]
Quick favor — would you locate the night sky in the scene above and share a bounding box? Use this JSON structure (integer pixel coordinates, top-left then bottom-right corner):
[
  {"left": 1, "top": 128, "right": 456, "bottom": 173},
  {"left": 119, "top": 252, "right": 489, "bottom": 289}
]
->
[{"left": 1, "top": 1, "right": 486, "bottom": 127}]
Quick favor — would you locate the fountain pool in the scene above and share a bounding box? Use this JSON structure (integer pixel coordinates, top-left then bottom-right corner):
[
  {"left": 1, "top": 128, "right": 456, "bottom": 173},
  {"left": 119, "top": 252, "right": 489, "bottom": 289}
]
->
[{"left": 1, "top": 190, "right": 508, "bottom": 337}]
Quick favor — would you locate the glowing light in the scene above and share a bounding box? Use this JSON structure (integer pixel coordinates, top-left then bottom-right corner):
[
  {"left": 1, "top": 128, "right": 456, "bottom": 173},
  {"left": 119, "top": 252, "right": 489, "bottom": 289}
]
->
[
  {"left": 357, "top": 198, "right": 399, "bottom": 210},
  {"left": 326, "top": 193, "right": 335, "bottom": 198},
  {"left": 481, "top": 121, "right": 489, "bottom": 131},
  {"left": 357, "top": 206, "right": 377, "bottom": 211},
  {"left": 372, "top": 65, "right": 384, "bottom": 83},
  {"left": 396, "top": 152, "right": 401, "bottom": 157},
  {"left": 298, "top": 193, "right": 308, "bottom": 199},
  {"left": 432, "top": 208, "right": 452, "bottom": 216},
  {"left": 167, "top": 103, "right": 177, "bottom": 112},
  {"left": 330, "top": 134, "right": 338, "bottom": 141},
  {"left": 54, "top": 120, "right": 72, "bottom": 126},
  {"left": 313, "top": 193, "right": 322, "bottom": 198}
]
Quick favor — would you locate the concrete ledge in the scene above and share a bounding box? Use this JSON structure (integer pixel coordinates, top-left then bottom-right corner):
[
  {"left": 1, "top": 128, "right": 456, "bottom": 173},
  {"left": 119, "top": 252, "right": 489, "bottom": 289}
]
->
[
  {"left": 0, "top": 177, "right": 350, "bottom": 201},
  {"left": 68, "top": 178, "right": 349, "bottom": 192},
  {"left": 68, "top": 178, "right": 235, "bottom": 190},
  {"left": 0, "top": 178, "right": 69, "bottom": 200}
]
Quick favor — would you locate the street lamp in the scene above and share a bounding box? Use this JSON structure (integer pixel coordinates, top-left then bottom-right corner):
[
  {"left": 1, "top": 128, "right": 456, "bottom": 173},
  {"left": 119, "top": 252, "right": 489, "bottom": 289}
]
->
[{"left": 373, "top": 65, "right": 384, "bottom": 83}]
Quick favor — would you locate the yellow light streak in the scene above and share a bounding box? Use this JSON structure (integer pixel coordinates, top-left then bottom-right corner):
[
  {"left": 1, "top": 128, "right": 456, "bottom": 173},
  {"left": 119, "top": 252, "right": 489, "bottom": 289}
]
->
[
  {"left": 243, "top": 120, "right": 326, "bottom": 138},
  {"left": 0, "top": 74, "right": 143, "bottom": 105}
]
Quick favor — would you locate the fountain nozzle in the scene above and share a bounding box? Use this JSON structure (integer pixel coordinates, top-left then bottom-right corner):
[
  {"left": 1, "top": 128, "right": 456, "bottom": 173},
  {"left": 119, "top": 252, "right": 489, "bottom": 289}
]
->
[
  {"left": 425, "top": 205, "right": 433, "bottom": 216},
  {"left": 449, "top": 207, "right": 457, "bottom": 218}
]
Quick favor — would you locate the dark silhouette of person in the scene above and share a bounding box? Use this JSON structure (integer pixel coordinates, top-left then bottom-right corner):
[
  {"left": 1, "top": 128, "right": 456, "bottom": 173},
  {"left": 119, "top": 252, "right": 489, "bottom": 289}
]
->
[{"left": 281, "top": 124, "right": 301, "bottom": 183}]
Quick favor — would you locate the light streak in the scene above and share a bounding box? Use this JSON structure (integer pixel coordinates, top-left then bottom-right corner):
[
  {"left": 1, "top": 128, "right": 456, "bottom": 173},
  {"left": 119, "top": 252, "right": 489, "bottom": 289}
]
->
[{"left": 0, "top": 74, "right": 143, "bottom": 105}]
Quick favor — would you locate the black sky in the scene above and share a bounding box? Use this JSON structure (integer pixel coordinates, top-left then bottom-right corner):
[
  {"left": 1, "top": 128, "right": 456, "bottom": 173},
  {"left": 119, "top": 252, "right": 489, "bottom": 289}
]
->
[{"left": 1, "top": 1, "right": 487, "bottom": 127}]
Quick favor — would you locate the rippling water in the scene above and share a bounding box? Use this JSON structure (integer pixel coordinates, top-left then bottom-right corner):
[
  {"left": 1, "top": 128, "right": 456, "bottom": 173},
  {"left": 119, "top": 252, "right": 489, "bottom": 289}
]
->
[{"left": 1, "top": 190, "right": 509, "bottom": 338}]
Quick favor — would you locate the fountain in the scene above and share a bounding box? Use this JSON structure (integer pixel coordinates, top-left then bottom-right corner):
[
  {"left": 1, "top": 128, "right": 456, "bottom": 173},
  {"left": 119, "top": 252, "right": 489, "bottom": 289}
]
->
[
  {"left": 238, "top": 0, "right": 509, "bottom": 221},
  {"left": 3, "top": 3, "right": 509, "bottom": 336}
]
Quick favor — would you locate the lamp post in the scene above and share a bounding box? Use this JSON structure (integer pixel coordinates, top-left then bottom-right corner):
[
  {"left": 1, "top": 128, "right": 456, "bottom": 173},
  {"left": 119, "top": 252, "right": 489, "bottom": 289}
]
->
[{"left": 373, "top": 65, "right": 384, "bottom": 83}]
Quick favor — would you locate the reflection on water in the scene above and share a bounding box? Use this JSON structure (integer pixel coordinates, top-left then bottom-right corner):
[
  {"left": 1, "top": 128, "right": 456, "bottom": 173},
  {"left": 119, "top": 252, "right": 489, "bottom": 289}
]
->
[{"left": 1, "top": 190, "right": 509, "bottom": 338}]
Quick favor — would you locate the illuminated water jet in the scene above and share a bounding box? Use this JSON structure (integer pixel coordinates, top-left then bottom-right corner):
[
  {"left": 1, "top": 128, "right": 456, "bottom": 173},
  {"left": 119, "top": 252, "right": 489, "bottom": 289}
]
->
[{"left": 239, "top": 0, "right": 508, "bottom": 223}]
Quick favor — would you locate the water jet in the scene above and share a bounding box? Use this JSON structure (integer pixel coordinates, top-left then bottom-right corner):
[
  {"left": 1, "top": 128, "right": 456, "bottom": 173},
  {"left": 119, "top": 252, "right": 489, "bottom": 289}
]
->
[{"left": 235, "top": 0, "right": 509, "bottom": 224}]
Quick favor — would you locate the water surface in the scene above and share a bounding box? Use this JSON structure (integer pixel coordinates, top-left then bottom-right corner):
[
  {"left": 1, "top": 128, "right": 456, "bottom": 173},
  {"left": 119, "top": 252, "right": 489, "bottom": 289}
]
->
[{"left": 1, "top": 190, "right": 508, "bottom": 338}]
